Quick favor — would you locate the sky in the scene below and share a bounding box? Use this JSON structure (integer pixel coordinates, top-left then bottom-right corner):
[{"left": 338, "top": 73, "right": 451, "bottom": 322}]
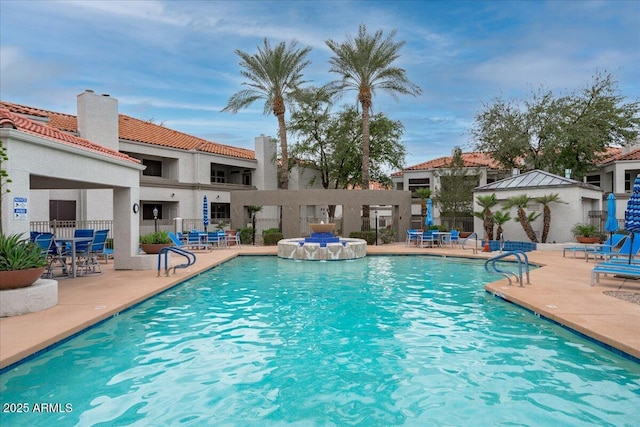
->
[{"left": 1, "top": 0, "right": 639, "bottom": 169}]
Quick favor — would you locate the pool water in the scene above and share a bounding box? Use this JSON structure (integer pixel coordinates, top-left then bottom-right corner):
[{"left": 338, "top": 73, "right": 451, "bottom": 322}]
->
[{"left": 1, "top": 256, "right": 639, "bottom": 426}]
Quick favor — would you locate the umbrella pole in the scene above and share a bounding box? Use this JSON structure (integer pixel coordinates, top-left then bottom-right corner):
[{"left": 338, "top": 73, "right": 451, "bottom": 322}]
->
[{"left": 630, "top": 233, "right": 635, "bottom": 264}]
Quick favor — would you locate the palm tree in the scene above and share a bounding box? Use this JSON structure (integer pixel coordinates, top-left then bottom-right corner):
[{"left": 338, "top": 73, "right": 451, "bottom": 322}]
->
[
  {"left": 473, "top": 193, "right": 498, "bottom": 240},
  {"left": 535, "top": 193, "right": 566, "bottom": 243},
  {"left": 503, "top": 195, "right": 541, "bottom": 243},
  {"left": 492, "top": 210, "right": 511, "bottom": 240},
  {"left": 413, "top": 188, "right": 432, "bottom": 220},
  {"left": 222, "top": 39, "right": 312, "bottom": 189},
  {"left": 326, "top": 24, "right": 421, "bottom": 216}
]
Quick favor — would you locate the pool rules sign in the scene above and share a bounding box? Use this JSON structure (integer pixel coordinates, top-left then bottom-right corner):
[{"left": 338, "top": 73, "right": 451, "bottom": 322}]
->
[{"left": 13, "top": 196, "right": 27, "bottom": 220}]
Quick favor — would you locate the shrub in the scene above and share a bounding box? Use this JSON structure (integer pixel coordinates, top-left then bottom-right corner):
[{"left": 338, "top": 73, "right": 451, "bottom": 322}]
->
[
  {"left": 263, "top": 232, "right": 283, "bottom": 246},
  {"left": 237, "top": 227, "right": 253, "bottom": 244},
  {"left": 139, "top": 230, "right": 171, "bottom": 244},
  {"left": 379, "top": 228, "right": 395, "bottom": 244},
  {"left": 0, "top": 233, "right": 47, "bottom": 271},
  {"left": 349, "top": 231, "right": 376, "bottom": 245}
]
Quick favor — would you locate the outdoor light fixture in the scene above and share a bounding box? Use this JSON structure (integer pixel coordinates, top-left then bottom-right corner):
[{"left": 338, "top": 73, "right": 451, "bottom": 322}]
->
[{"left": 153, "top": 206, "right": 159, "bottom": 232}]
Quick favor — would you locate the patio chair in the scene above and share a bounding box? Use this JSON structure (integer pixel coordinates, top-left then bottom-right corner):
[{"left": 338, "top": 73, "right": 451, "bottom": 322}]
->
[
  {"left": 406, "top": 229, "right": 420, "bottom": 246},
  {"left": 418, "top": 230, "right": 436, "bottom": 248},
  {"left": 72, "top": 229, "right": 95, "bottom": 275},
  {"left": 207, "top": 231, "right": 227, "bottom": 249},
  {"left": 34, "top": 232, "right": 54, "bottom": 257},
  {"left": 168, "top": 231, "right": 207, "bottom": 251},
  {"left": 46, "top": 238, "right": 69, "bottom": 278},
  {"left": 442, "top": 230, "right": 460, "bottom": 247},
  {"left": 586, "top": 233, "right": 640, "bottom": 262},
  {"left": 563, "top": 234, "right": 625, "bottom": 259},
  {"left": 86, "top": 229, "right": 109, "bottom": 273}
]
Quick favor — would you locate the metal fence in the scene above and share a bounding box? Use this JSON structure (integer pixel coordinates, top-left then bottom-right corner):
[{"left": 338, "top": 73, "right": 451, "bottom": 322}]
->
[
  {"left": 410, "top": 216, "right": 474, "bottom": 231},
  {"left": 30, "top": 220, "right": 114, "bottom": 240}
]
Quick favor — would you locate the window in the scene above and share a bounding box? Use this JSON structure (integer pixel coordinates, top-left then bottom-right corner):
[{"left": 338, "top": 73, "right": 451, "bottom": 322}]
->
[
  {"left": 210, "top": 165, "right": 226, "bottom": 183},
  {"left": 142, "top": 204, "right": 162, "bottom": 220},
  {"left": 211, "top": 203, "right": 230, "bottom": 219},
  {"left": 626, "top": 173, "right": 631, "bottom": 192},
  {"left": 49, "top": 200, "right": 76, "bottom": 222},
  {"left": 142, "top": 159, "right": 162, "bottom": 177},
  {"left": 242, "top": 171, "right": 252, "bottom": 186},
  {"left": 408, "top": 178, "right": 430, "bottom": 192},
  {"left": 585, "top": 174, "right": 601, "bottom": 188}
]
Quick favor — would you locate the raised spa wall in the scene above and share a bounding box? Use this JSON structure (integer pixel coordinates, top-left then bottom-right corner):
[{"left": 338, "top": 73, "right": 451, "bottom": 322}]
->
[{"left": 277, "top": 239, "right": 367, "bottom": 261}]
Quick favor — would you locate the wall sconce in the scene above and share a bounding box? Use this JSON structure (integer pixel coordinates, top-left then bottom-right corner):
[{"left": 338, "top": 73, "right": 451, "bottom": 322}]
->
[{"left": 171, "top": 193, "right": 175, "bottom": 198}]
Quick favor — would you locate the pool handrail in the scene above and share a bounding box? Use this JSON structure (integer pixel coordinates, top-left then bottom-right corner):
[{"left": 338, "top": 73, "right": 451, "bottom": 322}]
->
[
  {"left": 157, "top": 246, "right": 197, "bottom": 277},
  {"left": 484, "top": 250, "right": 530, "bottom": 287},
  {"left": 461, "top": 232, "right": 479, "bottom": 254}
]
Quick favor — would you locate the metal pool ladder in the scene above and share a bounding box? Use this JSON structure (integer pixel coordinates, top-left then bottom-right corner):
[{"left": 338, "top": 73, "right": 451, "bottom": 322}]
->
[
  {"left": 461, "top": 232, "right": 479, "bottom": 253},
  {"left": 157, "top": 246, "right": 197, "bottom": 276},
  {"left": 484, "top": 250, "right": 531, "bottom": 287}
]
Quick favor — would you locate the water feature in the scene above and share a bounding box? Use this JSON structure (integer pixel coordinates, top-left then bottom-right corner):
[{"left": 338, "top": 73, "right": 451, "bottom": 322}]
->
[{"left": 277, "top": 222, "right": 367, "bottom": 260}]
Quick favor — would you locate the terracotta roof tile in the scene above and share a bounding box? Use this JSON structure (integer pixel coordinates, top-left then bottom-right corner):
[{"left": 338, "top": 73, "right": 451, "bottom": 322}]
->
[
  {"left": 0, "top": 108, "right": 140, "bottom": 164},
  {"left": 0, "top": 101, "right": 256, "bottom": 161},
  {"left": 393, "top": 151, "right": 500, "bottom": 176}
]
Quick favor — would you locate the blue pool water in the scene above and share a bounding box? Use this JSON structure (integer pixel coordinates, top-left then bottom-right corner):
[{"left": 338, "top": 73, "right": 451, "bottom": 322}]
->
[{"left": 1, "top": 256, "right": 639, "bottom": 426}]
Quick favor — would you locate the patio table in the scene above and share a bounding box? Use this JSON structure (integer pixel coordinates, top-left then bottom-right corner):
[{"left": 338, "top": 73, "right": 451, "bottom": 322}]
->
[{"left": 54, "top": 237, "right": 93, "bottom": 278}]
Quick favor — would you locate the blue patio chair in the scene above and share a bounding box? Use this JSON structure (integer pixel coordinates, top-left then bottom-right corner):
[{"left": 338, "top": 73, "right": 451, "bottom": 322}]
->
[
  {"left": 72, "top": 229, "right": 94, "bottom": 275},
  {"left": 87, "top": 229, "right": 109, "bottom": 273},
  {"left": 418, "top": 230, "right": 436, "bottom": 248},
  {"left": 406, "top": 229, "right": 420, "bottom": 246},
  {"left": 442, "top": 230, "right": 460, "bottom": 247},
  {"left": 586, "top": 233, "right": 640, "bottom": 262},
  {"left": 207, "top": 231, "right": 227, "bottom": 249},
  {"left": 34, "top": 232, "right": 54, "bottom": 257},
  {"left": 563, "top": 234, "right": 625, "bottom": 259}
]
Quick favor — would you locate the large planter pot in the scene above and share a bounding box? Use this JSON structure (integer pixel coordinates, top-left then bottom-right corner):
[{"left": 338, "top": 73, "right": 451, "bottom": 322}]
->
[
  {"left": 576, "top": 236, "right": 600, "bottom": 244},
  {"left": 0, "top": 267, "right": 47, "bottom": 290},
  {"left": 140, "top": 243, "right": 172, "bottom": 254}
]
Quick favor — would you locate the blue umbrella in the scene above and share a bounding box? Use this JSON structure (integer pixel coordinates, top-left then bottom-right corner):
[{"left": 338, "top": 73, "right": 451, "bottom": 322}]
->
[
  {"left": 203, "top": 195, "right": 209, "bottom": 232},
  {"left": 624, "top": 176, "right": 640, "bottom": 263},
  {"left": 605, "top": 193, "right": 618, "bottom": 240},
  {"left": 425, "top": 198, "right": 434, "bottom": 227}
]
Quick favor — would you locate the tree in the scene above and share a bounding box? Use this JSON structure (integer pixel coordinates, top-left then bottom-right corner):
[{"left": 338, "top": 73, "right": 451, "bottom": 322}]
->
[
  {"left": 434, "top": 148, "right": 479, "bottom": 230},
  {"left": 503, "top": 195, "right": 541, "bottom": 243},
  {"left": 472, "top": 71, "right": 640, "bottom": 179},
  {"left": 222, "top": 38, "right": 312, "bottom": 189},
  {"left": 492, "top": 210, "right": 511, "bottom": 240},
  {"left": 535, "top": 193, "right": 566, "bottom": 243},
  {"left": 288, "top": 95, "right": 406, "bottom": 191},
  {"left": 326, "top": 24, "right": 421, "bottom": 216},
  {"left": 473, "top": 194, "right": 498, "bottom": 240},
  {"left": 412, "top": 188, "right": 431, "bottom": 220}
]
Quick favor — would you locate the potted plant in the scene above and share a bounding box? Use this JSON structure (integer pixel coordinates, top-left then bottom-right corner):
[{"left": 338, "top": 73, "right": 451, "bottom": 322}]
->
[
  {"left": 571, "top": 223, "right": 600, "bottom": 244},
  {"left": 0, "top": 233, "right": 48, "bottom": 290},
  {"left": 139, "top": 230, "right": 172, "bottom": 254}
]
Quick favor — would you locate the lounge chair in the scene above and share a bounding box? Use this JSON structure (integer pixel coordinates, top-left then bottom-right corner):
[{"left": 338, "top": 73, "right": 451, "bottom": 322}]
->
[
  {"left": 586, "top": 233, "right": 640, "bottom": 262},
  {"left": 168, "top": 231, "right": 206, "bottom": 251},
  {"left": 563, "top": 234, "right": 625, "bottom": 259},
  {"left": 591, "top": 259, "right": 640, "bottom": 286}
]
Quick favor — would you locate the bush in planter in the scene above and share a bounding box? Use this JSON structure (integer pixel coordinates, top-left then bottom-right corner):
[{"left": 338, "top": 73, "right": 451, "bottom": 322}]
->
[
  {"left": 139, "top": 230, "right": 172, "bottom": 244},
  {"left": 0, "top": 233, "right": 47, "bottom": 271},
  {"left": 237, "top": 227, "right": 254, "bottom": 244},
  {"left": 571, "top": 224, "right": 598, "bottom": 238}
]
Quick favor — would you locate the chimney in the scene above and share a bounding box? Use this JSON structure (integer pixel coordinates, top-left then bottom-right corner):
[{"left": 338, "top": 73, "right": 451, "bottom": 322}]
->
[
  {"left": 77, "top": 90, "right": 119, "bottom": 152},
  {"left": 512, "top": 168, "right": 520, "bottom": 176}
]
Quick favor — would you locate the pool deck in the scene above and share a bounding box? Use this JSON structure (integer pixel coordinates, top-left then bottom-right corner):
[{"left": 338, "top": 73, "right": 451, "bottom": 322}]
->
[{"left": 1, "top": 243, "right": 639, "bottom": 370}]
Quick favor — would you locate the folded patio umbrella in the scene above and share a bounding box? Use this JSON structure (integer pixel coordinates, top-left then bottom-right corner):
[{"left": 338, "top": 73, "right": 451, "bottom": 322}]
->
[
  {"left": 624, "top": 177, "right": 640, "bottom": 263},
  {"left": 605, "top": 193, "right": 618, "bottom": 241},
  {"left": 425, "top": 198, "right": 434, "bottom": 227},
  {"left": 203, "top": 195, "right": 209, "bottom": 232}
]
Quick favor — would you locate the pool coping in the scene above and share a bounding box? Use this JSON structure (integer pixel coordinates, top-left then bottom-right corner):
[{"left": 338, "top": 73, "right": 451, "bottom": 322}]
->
[{"left": 1, "top": 244, "right": 639, "bottom": 371}]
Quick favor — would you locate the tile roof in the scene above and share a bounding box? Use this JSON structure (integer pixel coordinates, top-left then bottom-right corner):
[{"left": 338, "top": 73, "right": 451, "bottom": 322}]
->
[
  {"left": 0, "top": 101, "right": 256, "bottom": 161},
  {"left": 599, "top": 146, "right": 640, "bottom": 163},
  {"left": 392, "top": 151, "right": 500, "bottom": 176},
  {"left": 0, "top": 108, "right": 140, "bottom": 164}
]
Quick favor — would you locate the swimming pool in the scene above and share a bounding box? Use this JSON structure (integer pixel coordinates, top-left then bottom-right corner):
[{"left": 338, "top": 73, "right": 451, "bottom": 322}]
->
[{"left": 1, "top": 256, "right": 638, "bottom": 426}]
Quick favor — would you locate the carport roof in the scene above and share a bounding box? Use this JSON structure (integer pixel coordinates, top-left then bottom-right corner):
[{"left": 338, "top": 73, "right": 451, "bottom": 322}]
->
[{"left": 475, "top": 169, "right": 597, "bottom": 191}]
